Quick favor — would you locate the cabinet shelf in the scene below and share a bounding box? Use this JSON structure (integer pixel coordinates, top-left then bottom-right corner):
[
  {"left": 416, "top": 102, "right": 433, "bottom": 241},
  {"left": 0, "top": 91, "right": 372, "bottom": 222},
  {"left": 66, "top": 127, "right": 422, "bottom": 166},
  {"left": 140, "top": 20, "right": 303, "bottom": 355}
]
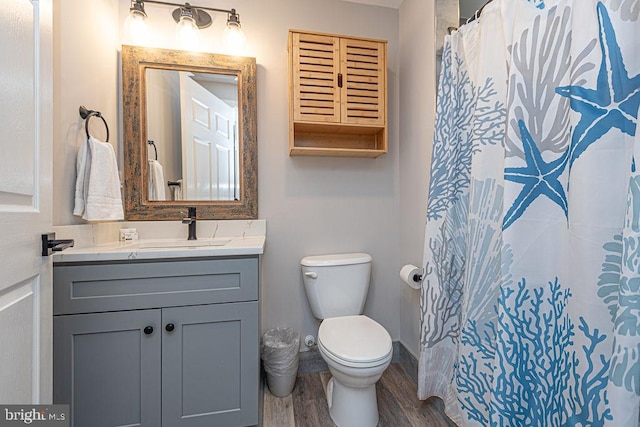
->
[{"left": 291, "top": 121, "right": 386, "bottom": 157}]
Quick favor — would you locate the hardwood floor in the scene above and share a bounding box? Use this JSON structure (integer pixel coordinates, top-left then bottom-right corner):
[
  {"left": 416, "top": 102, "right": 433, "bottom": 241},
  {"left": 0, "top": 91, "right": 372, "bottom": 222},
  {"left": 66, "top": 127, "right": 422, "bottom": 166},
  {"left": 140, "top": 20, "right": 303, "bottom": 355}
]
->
[{"left": 263, "top": 364, "right": 456, "bottom": 426}]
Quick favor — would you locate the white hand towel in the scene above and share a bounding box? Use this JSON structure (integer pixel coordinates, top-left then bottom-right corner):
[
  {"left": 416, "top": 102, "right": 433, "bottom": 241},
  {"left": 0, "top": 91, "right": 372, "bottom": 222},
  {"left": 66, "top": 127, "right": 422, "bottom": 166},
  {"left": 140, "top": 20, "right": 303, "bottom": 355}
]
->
[
  {"left": 147, "top": 159, "right": 166, "bottom": 201},
  {"left": 173, "top": 179, "right": 183, "bottom": 201},
  {"left": 73, "top": 137, "right": 91, "bottom": 217},
  {"left": 81, "top": 136, "right": 124, "bottom": 221}
]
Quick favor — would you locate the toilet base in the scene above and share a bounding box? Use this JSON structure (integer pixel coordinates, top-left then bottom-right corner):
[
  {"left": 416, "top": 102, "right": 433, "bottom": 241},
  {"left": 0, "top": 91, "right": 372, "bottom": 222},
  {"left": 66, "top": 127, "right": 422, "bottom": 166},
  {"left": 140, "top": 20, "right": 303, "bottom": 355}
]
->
[{"left": 326, "top": 376, "right": 379, "bottom": 427}]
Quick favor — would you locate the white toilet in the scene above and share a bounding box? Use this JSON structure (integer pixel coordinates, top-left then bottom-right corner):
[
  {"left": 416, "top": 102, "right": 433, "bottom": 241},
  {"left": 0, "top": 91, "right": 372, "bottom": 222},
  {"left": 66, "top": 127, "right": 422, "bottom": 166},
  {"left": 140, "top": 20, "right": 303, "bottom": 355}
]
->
[{"left": 301, "top": 253, "right": 392, "bottom": 427}]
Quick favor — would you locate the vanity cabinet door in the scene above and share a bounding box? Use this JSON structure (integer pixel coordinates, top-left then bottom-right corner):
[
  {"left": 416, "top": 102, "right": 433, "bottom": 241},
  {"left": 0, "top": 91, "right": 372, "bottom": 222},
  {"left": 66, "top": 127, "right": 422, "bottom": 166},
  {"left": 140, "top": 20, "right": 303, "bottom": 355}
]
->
[
  {"left": 162, "top": 301, "right": 259, "bottom": 427},
  {"left": 54, "top": 309, "right": 162, "bottom": 427}
]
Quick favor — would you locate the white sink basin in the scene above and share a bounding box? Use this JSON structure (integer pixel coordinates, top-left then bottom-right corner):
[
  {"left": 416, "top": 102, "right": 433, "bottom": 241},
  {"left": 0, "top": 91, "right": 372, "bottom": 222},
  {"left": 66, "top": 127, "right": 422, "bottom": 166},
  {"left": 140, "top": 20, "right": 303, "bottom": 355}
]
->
[{"left": 136, "top": 239, "right": 231, "bottom": 249}]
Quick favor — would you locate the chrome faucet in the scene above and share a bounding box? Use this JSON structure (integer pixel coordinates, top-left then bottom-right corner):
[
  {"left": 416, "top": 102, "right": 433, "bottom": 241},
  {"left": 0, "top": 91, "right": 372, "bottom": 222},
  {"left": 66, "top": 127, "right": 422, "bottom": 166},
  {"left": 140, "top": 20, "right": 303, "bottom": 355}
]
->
[{"left": 182, "top": 207, "right": 197, "bottom": 240}]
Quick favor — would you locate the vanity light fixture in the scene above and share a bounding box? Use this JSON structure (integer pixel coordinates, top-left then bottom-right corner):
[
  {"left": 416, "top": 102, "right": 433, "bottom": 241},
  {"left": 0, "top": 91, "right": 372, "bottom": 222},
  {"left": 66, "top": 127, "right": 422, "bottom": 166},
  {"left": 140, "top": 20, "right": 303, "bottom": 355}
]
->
[
  {"left": 124, "top": 0, "right": 151, "bottom": 45},
  {"left": 125, "top": 0, "right": 246, "bottom": 52},
  {"left": 222, "top": 9, "right": 246, "bottom": 52},
  {"left": 175, "top": 6, "right": 201, "bottom": 48}
]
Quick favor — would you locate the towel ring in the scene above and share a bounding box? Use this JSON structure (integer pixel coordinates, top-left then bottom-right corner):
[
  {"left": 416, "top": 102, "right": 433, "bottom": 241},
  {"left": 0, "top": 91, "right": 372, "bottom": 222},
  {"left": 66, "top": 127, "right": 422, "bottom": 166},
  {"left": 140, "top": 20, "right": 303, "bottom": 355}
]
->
[
  {"left": 148, "top": 140, "right": 158, "bottom": 160},
  {"left": 79, "top": 105, "right": 110, "bottom": 142}
]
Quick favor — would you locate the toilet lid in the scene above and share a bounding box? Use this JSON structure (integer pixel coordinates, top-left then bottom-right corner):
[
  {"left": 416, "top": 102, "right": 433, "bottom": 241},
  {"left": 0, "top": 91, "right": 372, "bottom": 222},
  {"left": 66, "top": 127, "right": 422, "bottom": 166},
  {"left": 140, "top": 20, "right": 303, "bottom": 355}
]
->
[
  {"left": 301, "top": 253, "right": 372, "bottom": 267},
  {"left": 318, "top": 315, "right": 392, "bottom": 364}
]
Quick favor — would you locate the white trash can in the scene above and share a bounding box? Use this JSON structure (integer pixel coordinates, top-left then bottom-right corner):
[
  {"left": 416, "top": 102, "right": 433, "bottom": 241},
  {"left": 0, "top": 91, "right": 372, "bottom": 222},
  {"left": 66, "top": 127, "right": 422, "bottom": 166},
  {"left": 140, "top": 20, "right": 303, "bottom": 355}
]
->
[{"left": 261, "top": 327, "right": 300, "bottom": 397}]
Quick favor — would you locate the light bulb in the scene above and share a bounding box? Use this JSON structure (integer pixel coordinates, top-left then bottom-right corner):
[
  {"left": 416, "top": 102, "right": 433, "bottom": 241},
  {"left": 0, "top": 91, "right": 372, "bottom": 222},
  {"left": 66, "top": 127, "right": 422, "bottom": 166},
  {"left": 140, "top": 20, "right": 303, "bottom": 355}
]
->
[
  {"left": 124, "top": 9, "right": 150, "bottom": 45},
  {"left": 176, "top": 15, "right": 200, "bottom": 50},
  {"left": 223, "top": 23, "right": 246, "bottom": 54}
]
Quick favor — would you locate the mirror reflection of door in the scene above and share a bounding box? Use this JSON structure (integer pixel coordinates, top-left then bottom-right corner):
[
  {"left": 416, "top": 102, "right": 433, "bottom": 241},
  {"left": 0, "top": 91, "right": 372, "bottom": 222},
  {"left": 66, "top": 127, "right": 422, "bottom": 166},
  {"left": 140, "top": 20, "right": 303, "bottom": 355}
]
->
[
  {"left": 145, "top": 68, "right": 239, "bottom": 201},
  {"left": 179, "top": 72, "right": 238, "bottom": 201}
]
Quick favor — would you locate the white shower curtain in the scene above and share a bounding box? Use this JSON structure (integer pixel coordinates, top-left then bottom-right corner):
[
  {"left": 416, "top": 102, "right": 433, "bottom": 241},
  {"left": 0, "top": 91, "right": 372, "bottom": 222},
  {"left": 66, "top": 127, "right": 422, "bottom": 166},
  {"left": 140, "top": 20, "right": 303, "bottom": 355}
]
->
[{"left": 419, "top": 0, "right": 640, "bottom": 425}]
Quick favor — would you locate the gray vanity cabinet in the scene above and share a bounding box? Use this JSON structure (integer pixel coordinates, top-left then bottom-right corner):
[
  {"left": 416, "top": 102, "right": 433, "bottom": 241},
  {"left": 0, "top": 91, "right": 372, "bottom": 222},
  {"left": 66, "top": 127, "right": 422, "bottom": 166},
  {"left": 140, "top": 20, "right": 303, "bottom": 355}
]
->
[
  {"left": 54, "top": 309, "right": 162, "bottom": 427},
  {"left": 53, "top": 256, "right": 260, "bottom": 427},
  {"left": 162, "top": 302, "right": 258, "bottom": 426}
]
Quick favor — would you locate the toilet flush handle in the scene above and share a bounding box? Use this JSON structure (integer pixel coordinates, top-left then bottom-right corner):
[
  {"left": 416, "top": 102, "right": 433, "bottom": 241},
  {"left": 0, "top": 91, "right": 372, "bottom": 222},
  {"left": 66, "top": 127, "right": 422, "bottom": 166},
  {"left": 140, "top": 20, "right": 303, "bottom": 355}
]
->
[{"left": 304, "top": 271, "right": 318, "bottom": 279}]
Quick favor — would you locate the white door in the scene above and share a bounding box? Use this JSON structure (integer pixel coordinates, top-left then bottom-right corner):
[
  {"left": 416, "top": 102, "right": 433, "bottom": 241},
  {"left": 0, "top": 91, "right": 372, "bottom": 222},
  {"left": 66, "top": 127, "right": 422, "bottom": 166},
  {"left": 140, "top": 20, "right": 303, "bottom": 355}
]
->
[
  {"left": 0, "top": 0, "right": 53, "bottom": 403},
  {"left": 179, "top": 73, "right": 237, "bottom": 200}
]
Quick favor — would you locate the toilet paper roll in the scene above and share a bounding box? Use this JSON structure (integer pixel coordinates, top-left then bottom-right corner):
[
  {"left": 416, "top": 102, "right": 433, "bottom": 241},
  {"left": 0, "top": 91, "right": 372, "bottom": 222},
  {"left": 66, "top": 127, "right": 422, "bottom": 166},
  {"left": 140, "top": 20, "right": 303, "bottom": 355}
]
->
[{"left": 400, "top": 264, "right": 422, "bottom": 289}]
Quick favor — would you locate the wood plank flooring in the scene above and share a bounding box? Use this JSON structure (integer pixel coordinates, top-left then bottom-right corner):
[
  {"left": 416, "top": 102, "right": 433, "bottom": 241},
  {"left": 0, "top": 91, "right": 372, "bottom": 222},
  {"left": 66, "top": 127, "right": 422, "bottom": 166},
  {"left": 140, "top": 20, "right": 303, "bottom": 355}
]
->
[{"left": 263, "top": 364, "right": 456, "bottom": 426}]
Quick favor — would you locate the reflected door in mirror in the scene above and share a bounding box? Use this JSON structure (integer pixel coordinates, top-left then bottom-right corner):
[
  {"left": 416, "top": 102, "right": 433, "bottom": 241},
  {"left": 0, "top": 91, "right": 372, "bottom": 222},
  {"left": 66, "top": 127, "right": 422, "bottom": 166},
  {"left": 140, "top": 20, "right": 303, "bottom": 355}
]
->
[
  {"left": 179, "top": 72, "right": 238, "bottom": 201},
  {"left": 146, "top": 68, "right": 239, "bottom": 201}
]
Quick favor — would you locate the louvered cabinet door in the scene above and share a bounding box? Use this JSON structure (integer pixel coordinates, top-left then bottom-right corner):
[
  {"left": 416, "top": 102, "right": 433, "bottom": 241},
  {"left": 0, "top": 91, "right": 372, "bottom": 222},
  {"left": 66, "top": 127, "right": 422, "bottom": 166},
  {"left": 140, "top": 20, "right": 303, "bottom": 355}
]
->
[
  {"left": 291, "top": 32, "right": 341, "bottom": 123},
  {"left": 340, "top": 38, "right": 386, "bottom": 126}
]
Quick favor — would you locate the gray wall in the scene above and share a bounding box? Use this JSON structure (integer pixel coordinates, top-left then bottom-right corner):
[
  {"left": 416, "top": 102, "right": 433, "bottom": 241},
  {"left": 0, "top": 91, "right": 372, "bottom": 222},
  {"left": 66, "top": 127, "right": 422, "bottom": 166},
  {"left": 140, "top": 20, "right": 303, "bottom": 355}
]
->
[
  {"left": 53, "top": 0, "right": 403, "bottom": 346},
  {"left": 146, "top": 69, "right": 182, "bottom": 198},
  {"left": 242, "top": 0, "right": 402, "bottom": 345},
  {"left": 398, "top": 0, "right": 437, "bottom": 357},
  {"left": 460, "top": 0, "right": 488, "bottom": 21},
  {"left": 53, "top": 0, "right": 120, "bottom": 225}
]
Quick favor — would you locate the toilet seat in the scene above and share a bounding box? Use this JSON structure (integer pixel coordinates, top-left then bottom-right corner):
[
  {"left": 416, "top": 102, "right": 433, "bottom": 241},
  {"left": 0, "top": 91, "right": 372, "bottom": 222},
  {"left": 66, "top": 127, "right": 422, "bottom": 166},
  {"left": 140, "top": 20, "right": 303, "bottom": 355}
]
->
[{"left": 318, "top": 315, "right": 392, "bottom": 368}]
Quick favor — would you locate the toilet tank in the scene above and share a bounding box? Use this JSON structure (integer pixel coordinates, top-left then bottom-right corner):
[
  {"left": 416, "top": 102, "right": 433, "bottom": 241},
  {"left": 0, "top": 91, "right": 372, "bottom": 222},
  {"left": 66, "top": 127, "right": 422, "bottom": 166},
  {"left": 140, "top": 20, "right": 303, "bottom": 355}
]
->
[{"left": 301, "top": 253, "right": 372, "bottom": 319}]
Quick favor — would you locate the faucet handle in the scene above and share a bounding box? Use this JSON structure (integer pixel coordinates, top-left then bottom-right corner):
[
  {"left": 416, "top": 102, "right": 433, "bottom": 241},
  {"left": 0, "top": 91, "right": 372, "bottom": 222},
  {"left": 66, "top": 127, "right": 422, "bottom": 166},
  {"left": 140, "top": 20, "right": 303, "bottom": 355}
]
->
[
  {"left": 180, "top": 207, "right": 196, "bottom": 219},
  {"left": 185, "top": 207, "right": 197, "bottom": 241}
]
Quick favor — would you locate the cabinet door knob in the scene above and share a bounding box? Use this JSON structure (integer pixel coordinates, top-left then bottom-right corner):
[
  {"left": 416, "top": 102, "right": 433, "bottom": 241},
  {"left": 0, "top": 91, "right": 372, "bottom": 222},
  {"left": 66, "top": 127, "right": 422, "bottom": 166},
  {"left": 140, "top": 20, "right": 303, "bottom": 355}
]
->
[
  {"left": 165, "top": 323, "right": 175, "bottom": 332},
  {"left": 143, "top": 326, "right": 154, "bottom": 335}
]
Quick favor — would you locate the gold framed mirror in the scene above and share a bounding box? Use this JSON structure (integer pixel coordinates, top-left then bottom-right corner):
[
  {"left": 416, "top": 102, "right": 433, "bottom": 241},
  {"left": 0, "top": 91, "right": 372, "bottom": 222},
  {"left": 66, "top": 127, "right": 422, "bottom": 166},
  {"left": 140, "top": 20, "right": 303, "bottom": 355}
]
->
[{"left": 121, "top": 45, "right": 257, "bottom": 220}]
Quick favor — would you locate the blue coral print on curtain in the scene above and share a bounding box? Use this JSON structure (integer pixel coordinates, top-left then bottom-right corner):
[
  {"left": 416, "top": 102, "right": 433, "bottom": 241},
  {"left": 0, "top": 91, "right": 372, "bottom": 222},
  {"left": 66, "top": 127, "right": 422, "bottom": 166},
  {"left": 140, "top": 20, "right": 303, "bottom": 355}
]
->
[
  {"left": 458, "top": 279, "right": 611, "bottom": 426},
  {"left": 600, "top": 155, "right": 640, "bottom": 395},
  {"left": 418, "top": 0, "right": 640, "bottom": 425},
  {"left": 425, "top": 33, "right": 474, "bottom": 222}
]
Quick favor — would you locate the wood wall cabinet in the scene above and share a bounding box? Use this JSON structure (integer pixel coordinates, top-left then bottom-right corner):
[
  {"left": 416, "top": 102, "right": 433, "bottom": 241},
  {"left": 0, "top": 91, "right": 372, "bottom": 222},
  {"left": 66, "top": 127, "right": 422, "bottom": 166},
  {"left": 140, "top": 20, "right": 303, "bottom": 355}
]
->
[
  {"left": 53, "top": 256, "right": 260, "bottom": 427},
  {"left": 288, "top": 30, "right": 388, "bottom": 157}
]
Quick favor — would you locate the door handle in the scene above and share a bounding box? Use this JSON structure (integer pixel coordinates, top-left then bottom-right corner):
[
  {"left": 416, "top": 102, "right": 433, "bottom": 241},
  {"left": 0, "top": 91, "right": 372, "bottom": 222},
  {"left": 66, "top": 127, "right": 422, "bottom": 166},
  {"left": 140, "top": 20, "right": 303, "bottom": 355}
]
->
[
  {"left": 143, "top": 326, "right": 154, "bottom": 335},
  {"left": 41, "top": 233, "right": 74, "bottom": 256}
]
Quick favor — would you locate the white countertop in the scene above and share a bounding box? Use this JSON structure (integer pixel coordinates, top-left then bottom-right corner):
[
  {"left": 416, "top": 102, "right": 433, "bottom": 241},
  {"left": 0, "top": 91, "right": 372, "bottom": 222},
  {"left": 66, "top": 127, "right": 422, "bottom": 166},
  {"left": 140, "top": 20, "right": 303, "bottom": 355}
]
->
[
  {"left": 53, "top": 236, "right": 265, "bottom": 263},
  {"left": 52, "top": 219, "right": 266, "bottom": 263}
]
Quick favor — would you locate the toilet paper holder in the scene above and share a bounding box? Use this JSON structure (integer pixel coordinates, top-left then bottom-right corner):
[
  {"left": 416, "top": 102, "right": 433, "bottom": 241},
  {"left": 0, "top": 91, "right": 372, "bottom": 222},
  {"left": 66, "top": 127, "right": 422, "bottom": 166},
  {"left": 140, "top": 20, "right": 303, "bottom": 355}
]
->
[{"left": 400, "top": 264, "right": 423, "bottom": 289}]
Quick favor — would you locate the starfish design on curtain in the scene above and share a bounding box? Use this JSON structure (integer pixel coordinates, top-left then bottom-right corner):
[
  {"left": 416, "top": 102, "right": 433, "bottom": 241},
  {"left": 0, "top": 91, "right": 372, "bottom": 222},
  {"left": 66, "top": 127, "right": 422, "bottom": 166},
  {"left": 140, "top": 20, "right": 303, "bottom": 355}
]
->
[
  {"left": 503, "top": 121, "right": 569, "bottom": 230},
  {"left": 556, "top": 2, "right": 640, "bottom": 167}
]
